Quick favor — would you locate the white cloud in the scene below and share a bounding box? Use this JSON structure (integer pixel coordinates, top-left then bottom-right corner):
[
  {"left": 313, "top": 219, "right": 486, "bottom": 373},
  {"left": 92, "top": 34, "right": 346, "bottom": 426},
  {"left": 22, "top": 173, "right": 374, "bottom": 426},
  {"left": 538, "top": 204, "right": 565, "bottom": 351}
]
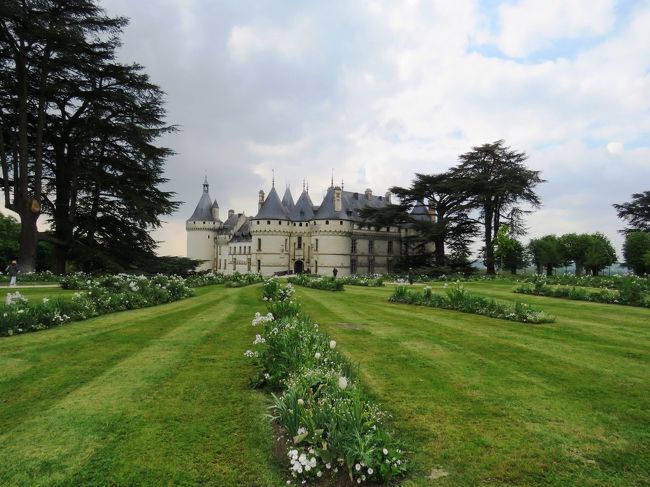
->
[
  {"left": 227, "top": 20, "right": 312, "bottom": 61},
  {"left": 607, "top": 142, "right": 624, "bottom": 154},
  {"left": 496, "top": 0, "right": 615, "bottom": 57}
]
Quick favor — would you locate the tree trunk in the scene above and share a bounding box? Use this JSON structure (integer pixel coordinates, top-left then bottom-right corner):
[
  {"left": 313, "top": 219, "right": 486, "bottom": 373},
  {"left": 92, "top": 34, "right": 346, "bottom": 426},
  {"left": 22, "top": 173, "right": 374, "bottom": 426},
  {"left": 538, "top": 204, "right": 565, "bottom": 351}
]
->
[
  {"left": 17, "top": 208, "right": 38, "bottom": 273},
  {"left": 575, "top": 262, "right": 584, "bottom": 276},
  {"left": 546, "top": 264, "right": 554, "bottom": 276},
  {"left": 484, "top": 205, "right": 495, "bottom": 275}
]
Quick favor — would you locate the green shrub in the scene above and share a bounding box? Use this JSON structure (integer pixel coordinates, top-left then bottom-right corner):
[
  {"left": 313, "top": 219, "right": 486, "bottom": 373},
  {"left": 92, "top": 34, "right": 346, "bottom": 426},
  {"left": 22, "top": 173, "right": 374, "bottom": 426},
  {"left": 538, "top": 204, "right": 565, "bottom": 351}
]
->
[
  {"left": 247, "top": 280, "right": 406, "bottom": 484},
  {"left": 288, "top": 274, "right": 344, "bottom": 291},
  {"left": 391, "top": 283, "right": 555, "bottom": 324}
]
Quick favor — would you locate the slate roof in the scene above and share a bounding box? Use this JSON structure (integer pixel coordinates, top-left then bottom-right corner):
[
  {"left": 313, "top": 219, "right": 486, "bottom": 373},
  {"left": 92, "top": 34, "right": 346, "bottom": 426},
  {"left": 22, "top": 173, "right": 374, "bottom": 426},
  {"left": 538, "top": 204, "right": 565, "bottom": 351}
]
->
[
  {"left": 187, "top": 186, "right": 215, "bottom": 222},
  {"left": 221, "top": 212, "right": 240, "bottom": 229},
  {"left": 314, "top": 187, "right": 389, "bottom": 221},
  {"left": 255, "top": 187, "right": 289, "bottom": 219},
  {"left": 212, "top": 199, "right": 219, "bottom": 209},
  {"left": 232, "top": 220, "right": 252, "bottom": 242},
  {"left": 289, "top": 190, "right": 315, "bottom": 221},
  {"left": 410, "top": 202, "right": 431, "bottom": 222},
  {"left": 282, "top": 187, "right": 295, "bottom": 212}
]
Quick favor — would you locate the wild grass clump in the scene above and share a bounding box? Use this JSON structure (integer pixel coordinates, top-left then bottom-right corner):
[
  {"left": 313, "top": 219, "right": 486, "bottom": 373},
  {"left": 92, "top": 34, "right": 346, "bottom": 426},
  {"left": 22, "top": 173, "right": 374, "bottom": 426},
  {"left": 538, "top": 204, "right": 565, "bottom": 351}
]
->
[
  {"left": 390, "top": 282, "right": 555, "bottom": 324},
  {"left": 514, "top": 277, "right": 650, "bottom": 308},
  {"left": 245, "top": 279, "right": 407, "bottom": 485},
  {"left": 2, "top": 275, "right": 193, "bottom": 336},
  {"left": 288, "top": 274, "right": 344, "bottom": 291}
]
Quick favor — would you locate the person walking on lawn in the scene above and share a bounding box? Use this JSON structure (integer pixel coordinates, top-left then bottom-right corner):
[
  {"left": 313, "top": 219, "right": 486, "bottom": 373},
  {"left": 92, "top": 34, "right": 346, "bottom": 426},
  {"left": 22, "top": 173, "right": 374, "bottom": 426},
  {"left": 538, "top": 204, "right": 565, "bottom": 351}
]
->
[{"left": 5, "top": 260, "right": 19, "bottom": 287}]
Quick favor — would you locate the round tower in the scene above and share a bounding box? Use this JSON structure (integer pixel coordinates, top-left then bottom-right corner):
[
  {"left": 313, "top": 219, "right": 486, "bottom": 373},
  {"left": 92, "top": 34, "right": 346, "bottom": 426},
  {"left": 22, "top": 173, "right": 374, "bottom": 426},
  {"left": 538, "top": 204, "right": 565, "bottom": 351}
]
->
[{"left": 186, "top": 177, "right": 220, "bottom": 271}]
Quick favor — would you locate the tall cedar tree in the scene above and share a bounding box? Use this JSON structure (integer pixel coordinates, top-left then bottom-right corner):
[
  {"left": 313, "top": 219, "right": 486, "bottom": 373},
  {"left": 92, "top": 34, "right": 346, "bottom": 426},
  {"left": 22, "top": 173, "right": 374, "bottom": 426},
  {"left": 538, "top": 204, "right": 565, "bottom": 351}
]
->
[
  {"left": 613, "top": 191, "right": 650, "bottom": 234},
  {"left": 361, "top": 172, "right": 477, "bottom": 268},
  {"left": 0, "top": 1, "right": 178, "bottom": 272},
  {"left": 456, "top": 140, "right": 543, "bottom": 275}
]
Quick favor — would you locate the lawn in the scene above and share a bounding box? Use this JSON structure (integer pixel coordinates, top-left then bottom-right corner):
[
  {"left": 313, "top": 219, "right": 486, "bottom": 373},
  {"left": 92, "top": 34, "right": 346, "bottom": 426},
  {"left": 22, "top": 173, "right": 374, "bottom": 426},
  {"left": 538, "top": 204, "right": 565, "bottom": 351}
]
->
[
  {"left": 1, "top": 285, "right": 75, "bottom": 303},
  {"left": 1, "top": 281, "right": 648, "bottom": 486}
]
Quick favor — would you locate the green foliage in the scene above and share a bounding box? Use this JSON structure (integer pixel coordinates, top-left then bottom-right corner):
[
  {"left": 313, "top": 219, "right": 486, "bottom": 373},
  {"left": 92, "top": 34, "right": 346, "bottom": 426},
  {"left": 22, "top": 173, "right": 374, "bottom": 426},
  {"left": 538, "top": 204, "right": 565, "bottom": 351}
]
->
[
  {"left": 584, "top": 233, "right": 617, "bottom": 276},
  {"left": 249, "top": 280, "right": 406, "bottom": 484},
  {"left": 288, "top": 274, "right": 344, "bottom": 291},
  {"left": 494, "top": 225, "right": 528, "bottom": 274},
  {"left": 337, "top": 274, "right": 385, "bottom": 287},
  {"left": 0, "top": 213, "right": 20, "bottom": 265},
  {"left": 1, "top": 275, "right": 193, "bottom": 336},
  {"left": 390, "top": 282, "right": 555, "bottom": 323},
  {"left": 623, "top": 231, "right": 650, "bottom": 276},
  {"left": 614, "top": 190, "right": 650, "bottom": 234},
  {"left": 515, "top": 277, "right": 649, "bottom": 308},
  {"left": 558, "top": 233, "right": 592, "bottom": 275},
  {"left": 528, "top": 235, "right": 563, "bottom": 275}
]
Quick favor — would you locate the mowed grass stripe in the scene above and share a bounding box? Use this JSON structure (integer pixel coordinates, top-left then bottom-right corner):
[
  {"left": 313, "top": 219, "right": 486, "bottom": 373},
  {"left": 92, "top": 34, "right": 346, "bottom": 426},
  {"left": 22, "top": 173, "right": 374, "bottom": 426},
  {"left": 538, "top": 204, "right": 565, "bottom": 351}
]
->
[
  {"left": 0, "top": 285, "right": 284, "bottom": 487},
  {"left": 296, "top": 286, "right": 650, "bottom": 487}
]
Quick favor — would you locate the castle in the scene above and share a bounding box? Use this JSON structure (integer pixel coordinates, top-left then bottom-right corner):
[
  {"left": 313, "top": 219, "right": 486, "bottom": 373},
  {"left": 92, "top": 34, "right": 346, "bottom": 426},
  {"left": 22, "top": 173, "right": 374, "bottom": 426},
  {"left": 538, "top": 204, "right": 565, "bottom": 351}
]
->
[{"left": 186, "top": 177, "right": 434, "bottom": 276}]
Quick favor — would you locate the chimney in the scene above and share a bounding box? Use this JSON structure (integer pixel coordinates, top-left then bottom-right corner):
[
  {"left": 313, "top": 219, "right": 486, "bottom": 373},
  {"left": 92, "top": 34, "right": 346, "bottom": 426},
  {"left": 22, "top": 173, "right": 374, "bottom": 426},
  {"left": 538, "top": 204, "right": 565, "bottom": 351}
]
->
[
  {"left": 258, "top": 190, "right": 265, "bottom": 211},
  {"left": 334, "top": 186, "right": 342, "bottom": 212},
  {"left": 228, "top": 209, "right": 235, "bottom": 218},
  {"left": 385, "top": 191, "right": 391, "bottom": 204},
  {"left": 212, "top": 206, "right": 220, "bottom": 221},
  {"left": 365, "top": 188, "right": 372, "bottom": 199}
]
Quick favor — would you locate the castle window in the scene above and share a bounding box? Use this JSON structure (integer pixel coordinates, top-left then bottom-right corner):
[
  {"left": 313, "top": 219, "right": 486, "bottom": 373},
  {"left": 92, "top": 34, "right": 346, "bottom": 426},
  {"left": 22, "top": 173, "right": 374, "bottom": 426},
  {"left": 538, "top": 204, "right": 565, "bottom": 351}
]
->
[
  {"left": 387, "top": 258, "right": 393, "bottom": 273},
  {"left": 297, "top": 236, "right": 302, "bottom": 249},
  {"left": 279, "top": 221, "right": 281, "bottom": 225},
  {"left": 368, "top": 257, "right": 374, "bottom": 274},
  {"left": 369, "top": 240, "right": 374, "bottom": 253},
  {"left": 388, "top": 241, "right": 393, "bottom": 254},
  {"left": 257, "top": 238, "right": 262, "bottom": 251},
  {"left": 284, "top": 238, "right": 288, "bottom": 251},
  {"left": 340, "top": 221, "right": 343, "bottom": 225},
  {"left": 257, "top": 221, "right": 260, "bottom": 225},
  {"left": 350, "top": 258, "right": 357, "bottom": 274},
  {"left": 248, "top": 246, "right": 251, "bottom": 254},
  {"left": 267, "top": 220, "right": 270, "bottom": 225},
  {"left": 203, "top": 221, "right": 205, "bottom": 224},
  {"left": 247, "top": 258, "right": 251, "bottom": 272},
  {"left": 315, "top": 239, "right": 319, "bottom": 252},
  {"left": 299, "top": 222, "right": 302, "bottom": 227},
  {"left": 257, "top": 260, "right": 261, "bottom": 272},
  {"left": 315, "top": 261, "right": 318, "bottom": 274},
  {"left": 351, "top": 239, "right": 357, "bottom": 253},
  {"left": 326, "top": 220, "right": 329, "bottom": 225},
  {"left": 207, "top": 235, "right": 210, "bottom": 239}
]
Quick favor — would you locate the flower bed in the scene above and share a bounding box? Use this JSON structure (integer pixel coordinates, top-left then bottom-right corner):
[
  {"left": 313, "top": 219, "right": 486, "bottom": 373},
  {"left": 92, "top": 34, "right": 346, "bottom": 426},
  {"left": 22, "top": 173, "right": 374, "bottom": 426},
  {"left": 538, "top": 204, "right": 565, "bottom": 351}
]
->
[
  {"left": 1, "top": 275, "right": 193, "bottom": 337},
  {"left": 0, "top": 270, "right": 61, "bottom": 284},
  {"left": 389, "top": 283, "right": 555, "bottom": 324},
  {"left": 288, "top": 274, "right": 344, "bottom": 291},
  {"left": 246, "top": 278, "right": 406, "bottom": 484},
  {"left": 514, "top": 280, "right": 650, "bottom": 308},
  {"left": 338, "top": 274, "right": 385, "bottom": 287}
]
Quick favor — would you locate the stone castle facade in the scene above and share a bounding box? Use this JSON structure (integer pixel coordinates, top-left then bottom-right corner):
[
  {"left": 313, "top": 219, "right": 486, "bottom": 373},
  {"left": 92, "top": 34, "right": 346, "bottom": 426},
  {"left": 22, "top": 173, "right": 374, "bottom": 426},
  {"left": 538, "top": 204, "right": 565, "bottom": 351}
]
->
[{"left": 186, "top": 177, "right": 434, "bottom": 276}]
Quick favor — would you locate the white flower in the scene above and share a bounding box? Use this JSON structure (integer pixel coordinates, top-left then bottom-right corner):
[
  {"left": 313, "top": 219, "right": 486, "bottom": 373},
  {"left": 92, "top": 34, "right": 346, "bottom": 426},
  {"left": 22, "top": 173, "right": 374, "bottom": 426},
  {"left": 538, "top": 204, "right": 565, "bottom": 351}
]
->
[
  {"left": 317, "top": 471, "right": 322, "bottom": 477},
  {"left": 315, "top": 352, "right": 321, "bottom": 359},
  {"left": 367, "top": 467, "right": 373, "bottom": 475},
  {"left": 338, "top": 376, "right": 348, "bottom": 390},
  {"left": 383, "top": 448, "right": 388, "bottom": 455},
  {"left": 329, "top": 340, "right": 336, "bottom": 349},
  {"left": 326, "top": 463, "right": 331, "bottom": 469},
  {"left": 355, "top": 463, "right": 361, "bottom": 471},
  {"left": 297, "top": 398, "right": 304, "bottom": 406}
]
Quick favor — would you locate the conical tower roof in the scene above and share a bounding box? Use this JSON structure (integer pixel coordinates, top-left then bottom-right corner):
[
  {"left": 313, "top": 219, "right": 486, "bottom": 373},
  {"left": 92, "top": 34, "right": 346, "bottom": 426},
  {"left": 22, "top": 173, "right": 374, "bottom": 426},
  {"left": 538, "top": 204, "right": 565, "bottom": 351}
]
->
[
  {"left": 187, "top": 178, "right": 215, "bottom": 221},
  {"left": 282, "top": 187, "right": 295, "bottom": 212},
  {"left": 254, "top": 187, "right": 289, "bottom": 219},
  {"left": 289, "top": 190, "right": 315, "bottom": 221}
]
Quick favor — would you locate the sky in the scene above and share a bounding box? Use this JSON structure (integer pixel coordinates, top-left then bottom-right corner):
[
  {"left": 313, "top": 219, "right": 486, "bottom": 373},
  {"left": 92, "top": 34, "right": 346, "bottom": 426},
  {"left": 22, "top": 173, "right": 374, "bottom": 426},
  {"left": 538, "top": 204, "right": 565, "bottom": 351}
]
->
[{"left": 5, "top": 0, "right": 650, "bottom": 258}]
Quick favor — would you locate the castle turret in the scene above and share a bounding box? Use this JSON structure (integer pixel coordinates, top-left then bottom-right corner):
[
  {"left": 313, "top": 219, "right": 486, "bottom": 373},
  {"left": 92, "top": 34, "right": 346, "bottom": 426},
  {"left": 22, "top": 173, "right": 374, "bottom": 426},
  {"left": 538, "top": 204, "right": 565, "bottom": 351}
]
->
[{"left": 186, "top": 177, "right": 217, "bottom": 271}]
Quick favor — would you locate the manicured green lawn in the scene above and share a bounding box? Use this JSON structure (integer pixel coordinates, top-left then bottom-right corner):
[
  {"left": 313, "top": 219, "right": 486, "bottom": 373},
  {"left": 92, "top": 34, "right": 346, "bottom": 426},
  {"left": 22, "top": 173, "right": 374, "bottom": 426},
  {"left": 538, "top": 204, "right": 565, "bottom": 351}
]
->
[
  {"left": 0, "top": 285, "right": 283, "bottom": 487},
  {"left": 297, "top": 282, "right": 650, "bottom": 486},
  {"left": 1, "top": 285, "right": 74, "bottom": 303},
  {"left": 1, "top": 281, "right": 648, "bottom": 486}
]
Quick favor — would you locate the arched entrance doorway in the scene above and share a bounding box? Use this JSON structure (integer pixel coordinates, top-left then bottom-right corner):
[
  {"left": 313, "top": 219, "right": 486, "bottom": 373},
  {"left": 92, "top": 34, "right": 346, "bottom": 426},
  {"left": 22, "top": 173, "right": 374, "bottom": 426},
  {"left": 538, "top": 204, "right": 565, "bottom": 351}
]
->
[{"left": 294, "top": 260, "right": 304, "bottom": 274}]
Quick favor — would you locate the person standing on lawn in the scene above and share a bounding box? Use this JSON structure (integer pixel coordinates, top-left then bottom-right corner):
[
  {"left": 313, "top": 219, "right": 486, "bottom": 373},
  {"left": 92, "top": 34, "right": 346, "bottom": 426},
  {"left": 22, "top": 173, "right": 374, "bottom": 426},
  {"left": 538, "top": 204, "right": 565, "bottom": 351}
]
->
[{"left": 5, "top": 260, "right": 19, "bottom": 287}]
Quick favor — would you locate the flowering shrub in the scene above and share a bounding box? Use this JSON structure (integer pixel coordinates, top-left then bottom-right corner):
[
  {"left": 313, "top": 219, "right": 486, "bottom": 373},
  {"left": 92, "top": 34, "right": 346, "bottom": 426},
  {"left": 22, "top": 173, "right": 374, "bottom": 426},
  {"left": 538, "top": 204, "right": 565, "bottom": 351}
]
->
[
  {"left": 390, "top": 282, "right": 555, "bottom": 324},
  {"left": 247, "top": 280, "right": 407, "bottom": 484},
  {"left": 0, "top": 270, "right": 61, "bottom": 283},
  {"left": 514, "top": 280, "right": 650, "bottom": 308},
  {"left": 184, "top": 271, "right": 264, "bottom": 288},
  {"left": 2, "top": 275, "right": 194, "bottom": 337},
  {"left": 288, "top": 274, "right": 344, "bottom": 291},
  {"left": 338, "top": 274, "right": 385, "bottom": 287}
]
